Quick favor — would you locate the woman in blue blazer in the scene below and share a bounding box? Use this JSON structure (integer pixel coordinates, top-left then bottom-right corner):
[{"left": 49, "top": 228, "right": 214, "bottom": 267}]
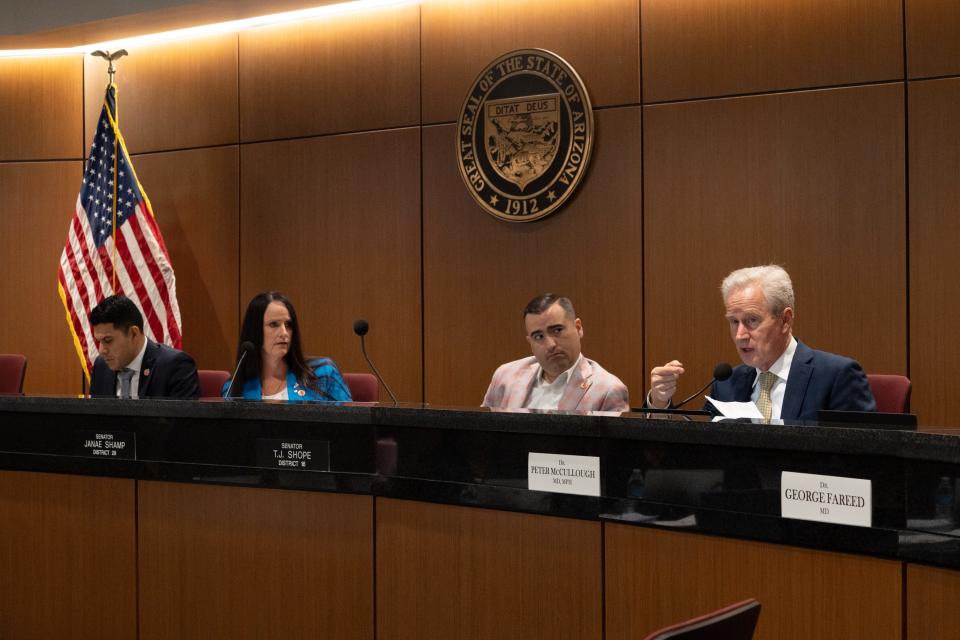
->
[{"left": 223, "top": 292, "right": 352, "bottom": 402}]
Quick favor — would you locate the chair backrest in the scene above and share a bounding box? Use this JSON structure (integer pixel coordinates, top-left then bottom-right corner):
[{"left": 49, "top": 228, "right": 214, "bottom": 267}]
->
[
  {"left": 343, "top": 373, "right": 379, "bottom": 402},
  {"left": 867, "top": 374, "right": 911, "bottom": 413},
  {"left": 642, "top": 599, "right": 761, "bottom": 640},
  {"left": 0, "top": 354, "right": 27, "bottom": 395},
  {"left": 198, "top": 369, "right": 231, "bottom": 399}
]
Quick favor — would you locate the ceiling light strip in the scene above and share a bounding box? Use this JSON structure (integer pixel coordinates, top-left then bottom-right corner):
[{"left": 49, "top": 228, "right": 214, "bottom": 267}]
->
[{"left": 0, "top": 0, "right": 420, "bottom": 58}]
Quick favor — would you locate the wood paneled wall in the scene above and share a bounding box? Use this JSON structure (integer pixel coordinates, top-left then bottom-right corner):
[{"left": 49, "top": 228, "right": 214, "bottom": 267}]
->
[
  {"left": 908, "top": 77, "right": 960, "bottom": 428},
  {"left": 420, "top": 0, "right": 640, "bottom": 123},
  {"left": 240, "top": 129, "right": 422, "bottom": 402},
  {"left": 641, "top": 0, "right": 903, "bottom": 102},
  {"left": 0, "top": 57, "right": 83, "bottom": 161},
  {"left": 644, "top": 84, "right": 907, "bottom": 396},
  {"left": 238, "top": 4, "right": 421, "bottom": 140},
  {"left": 0, "top": 161, "right": 84, "bottom": 395},
  {"left": 0, "top": 0, "right": 959, "bottom": 423},
  {"left": 906, "top": 0, "right": 960, "bottom": 79}
]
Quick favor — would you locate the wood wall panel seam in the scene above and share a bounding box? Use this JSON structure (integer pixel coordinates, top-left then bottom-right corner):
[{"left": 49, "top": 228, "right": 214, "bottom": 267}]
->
[
  {"left": 906, "top": 0, "right": 960, "bottom": 79},
  {"left": 641, "top": 79, "right": 910, "bottom": 108},
  {"left": 641, "top": 0, "right": 904, "bottom": 103},
  {"left": 236, "top": 123, "right": 425, "bottom": 147},
  {"left": 239, "top": 3, "right": 420, "bottom": 141}
]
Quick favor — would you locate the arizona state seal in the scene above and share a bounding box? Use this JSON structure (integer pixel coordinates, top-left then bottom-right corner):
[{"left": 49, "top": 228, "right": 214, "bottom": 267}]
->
[{"left": 456, "top": 49, "right": 594, "bottom": 222}]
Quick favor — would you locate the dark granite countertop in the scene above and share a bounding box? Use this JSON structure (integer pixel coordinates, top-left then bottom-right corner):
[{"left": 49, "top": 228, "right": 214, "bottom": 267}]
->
[{"left": 2, "top": 395, "right": 958, "bottom": 463}]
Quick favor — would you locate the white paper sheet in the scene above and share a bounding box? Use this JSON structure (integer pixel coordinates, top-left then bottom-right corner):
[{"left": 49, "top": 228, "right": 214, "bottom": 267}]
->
[{"left": 704, "top": 396, "right": 764, "bottom": 419}]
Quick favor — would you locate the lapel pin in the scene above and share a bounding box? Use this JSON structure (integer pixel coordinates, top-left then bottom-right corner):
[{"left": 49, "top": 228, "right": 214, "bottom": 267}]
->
[
  {"left": 297, "top": 389, "right": 306, "bottom": 397},
  {"left": 143, "top": 369, "right": 150, "bottom": 377}
]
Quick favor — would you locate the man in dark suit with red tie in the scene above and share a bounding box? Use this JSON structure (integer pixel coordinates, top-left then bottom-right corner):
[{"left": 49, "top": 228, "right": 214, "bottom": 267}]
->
[{"left": 88, "top": 295, "right": 200, "bottom": 399}]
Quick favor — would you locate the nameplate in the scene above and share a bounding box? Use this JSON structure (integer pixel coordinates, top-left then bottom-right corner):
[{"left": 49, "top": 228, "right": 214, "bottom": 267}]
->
[
  {"left": 77, "top": 431, "right": 135, "bottom": 459},
  {"left": 528, "top": 452, "right": 600, "bottom": 497},
  {"left": 256, "top": 439, "right": 330, "bottom": 471},
  {"left": 781, "top": 471, "right": 872, "bottom": 527}
]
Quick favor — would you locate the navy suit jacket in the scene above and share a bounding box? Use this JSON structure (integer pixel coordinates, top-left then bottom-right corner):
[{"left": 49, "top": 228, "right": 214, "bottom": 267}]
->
[
  {"left": 709, "top": 341, "right": 876, "bottom": 421},
  {"left": 90, "top": 339, "right": 200, "bottom": 399}
]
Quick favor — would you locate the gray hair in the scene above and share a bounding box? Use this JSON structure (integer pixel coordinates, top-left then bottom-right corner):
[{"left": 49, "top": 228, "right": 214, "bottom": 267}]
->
[{"left": 721, "top": 265, "right": 795, "bottom": 316}]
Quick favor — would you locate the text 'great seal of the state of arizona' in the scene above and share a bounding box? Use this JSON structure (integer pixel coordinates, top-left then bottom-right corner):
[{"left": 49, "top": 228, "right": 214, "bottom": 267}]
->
[{"left": 456, "top": 49, "right": 594, "bottom": 222}]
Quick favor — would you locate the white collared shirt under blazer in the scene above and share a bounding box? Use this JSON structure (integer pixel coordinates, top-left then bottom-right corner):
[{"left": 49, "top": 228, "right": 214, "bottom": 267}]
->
[{"left": 482, "top": 355, "right": 629, "bottom": 412}]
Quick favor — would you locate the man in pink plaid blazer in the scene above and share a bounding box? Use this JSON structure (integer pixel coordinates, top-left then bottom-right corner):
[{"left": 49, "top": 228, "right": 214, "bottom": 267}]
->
[{"left": 481, "top": 294, "right": 630, "bottom": 412}]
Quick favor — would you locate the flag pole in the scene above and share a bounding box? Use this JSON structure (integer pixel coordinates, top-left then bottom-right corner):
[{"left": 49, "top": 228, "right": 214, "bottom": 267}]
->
[
  {"left": 90, "top": 50, "right": 127, "bottom": 291},
  {"left": 90, "top": 49, "right": 127, "bottom": 85}
]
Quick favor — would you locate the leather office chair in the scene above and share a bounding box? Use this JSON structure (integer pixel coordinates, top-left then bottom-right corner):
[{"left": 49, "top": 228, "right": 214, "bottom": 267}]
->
[
  {"left": 198, "top": 369, "right": 231, "bottom": 399},
  {"left": 342, "top": 370, "right": 389, "bottom": 473},
  {"left": 0, "top": 354, "right": 27, "bottom": 395},
  {"left": 641, "top": 599, "right": 760, "bottom": 640},
  {"left": 867, "top": 374, "right": 911, "bottom": 413},
  {"left": 343, "top": 373, "right": 379, "bottom": 402}
]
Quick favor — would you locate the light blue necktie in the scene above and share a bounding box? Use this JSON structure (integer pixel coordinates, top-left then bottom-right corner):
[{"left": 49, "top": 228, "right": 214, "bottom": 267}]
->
[{"left": 119, "top": 368, "right": 135, "bottom": 399}]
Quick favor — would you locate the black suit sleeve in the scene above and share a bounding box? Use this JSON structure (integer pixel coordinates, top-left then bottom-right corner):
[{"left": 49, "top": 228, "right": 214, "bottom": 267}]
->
[
  {"left": 165, "top": 351, "right": 201, "bottom": 399},
  {"left": 89, "top": 358, "right": 114, "bottom": 397},
  {"left": 829, "top": 360, "right": 877, "bottom": 412}
]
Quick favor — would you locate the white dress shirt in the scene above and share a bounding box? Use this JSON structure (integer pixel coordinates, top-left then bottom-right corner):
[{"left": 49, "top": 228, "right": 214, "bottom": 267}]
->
[
  {"left": 525, "top": 354, "right": 583, "bottom": 410},
  {"left": 750, "top": 337, "right": 797, "bottom": 420},
  {"left": 115, "top": 338, "right": 148, "bottom": 399}
]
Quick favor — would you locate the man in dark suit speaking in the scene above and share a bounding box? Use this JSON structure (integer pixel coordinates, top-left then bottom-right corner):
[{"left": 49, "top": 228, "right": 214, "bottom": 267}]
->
[
  {"left": 648, "top": 265, "right": 876, "bottom": 421},
  {"left": 88, "top": 295, "right": 200, "bottom": 399}
]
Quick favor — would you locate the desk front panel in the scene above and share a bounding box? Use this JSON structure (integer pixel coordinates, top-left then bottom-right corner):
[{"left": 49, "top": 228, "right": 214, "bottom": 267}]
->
[
  {"left": 605, "top": 524, "right": 902, "bottom": 640},
  {"left": 376, "top": 497, "right": 602, "bottom": 640},
  {"left": 138, "top": 481, "right": 374, "bottom": 640},
  {"left": 0, "top": 470, "right": 136, "bottom": 640}
]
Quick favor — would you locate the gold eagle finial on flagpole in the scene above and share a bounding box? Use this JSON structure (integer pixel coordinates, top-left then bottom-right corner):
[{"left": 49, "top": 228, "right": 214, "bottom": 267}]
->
[{"left": 90, "top": 49, "right": 129, "bottom": 84}]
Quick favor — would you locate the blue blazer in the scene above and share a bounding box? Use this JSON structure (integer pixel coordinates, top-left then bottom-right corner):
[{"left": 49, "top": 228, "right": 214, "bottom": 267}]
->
[
  {"left": 223, "top": 358, "right": 352, "bottom": 402},
  {"left": 709, "top": 341, "right": 876, "bottom": 421}
]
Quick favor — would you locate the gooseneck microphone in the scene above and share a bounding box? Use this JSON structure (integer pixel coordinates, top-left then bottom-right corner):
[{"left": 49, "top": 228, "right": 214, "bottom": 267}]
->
[
  {"left": 673, "top": 362, "right": 734, "bottom": 409},
  {"left": 353, "top": 319, "right": 399, "bottom": 405},
  {"left": 224, "top": 341, "right": 255, "bottom": 399}
]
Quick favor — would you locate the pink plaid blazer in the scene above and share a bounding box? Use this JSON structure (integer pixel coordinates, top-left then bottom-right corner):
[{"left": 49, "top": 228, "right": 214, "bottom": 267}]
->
[{"left": 481, "top": 355, "right": 629, "bottom": 412}]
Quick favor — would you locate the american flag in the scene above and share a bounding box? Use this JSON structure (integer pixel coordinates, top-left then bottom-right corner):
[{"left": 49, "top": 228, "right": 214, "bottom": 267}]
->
[{"left": 57, "top": 83, "right": 182, "bottom": 379}]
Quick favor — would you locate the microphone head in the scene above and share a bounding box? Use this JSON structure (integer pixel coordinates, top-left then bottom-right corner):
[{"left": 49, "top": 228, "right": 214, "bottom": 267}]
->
[
  {"left": 353, "top": 319, "right": 369, "bottom": 337},
  {"left": 240, "top": 341, "right": 255, "bottom": 354},
  {"left": 713, "top": 362, "right": 733, "bottom": 381}
]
